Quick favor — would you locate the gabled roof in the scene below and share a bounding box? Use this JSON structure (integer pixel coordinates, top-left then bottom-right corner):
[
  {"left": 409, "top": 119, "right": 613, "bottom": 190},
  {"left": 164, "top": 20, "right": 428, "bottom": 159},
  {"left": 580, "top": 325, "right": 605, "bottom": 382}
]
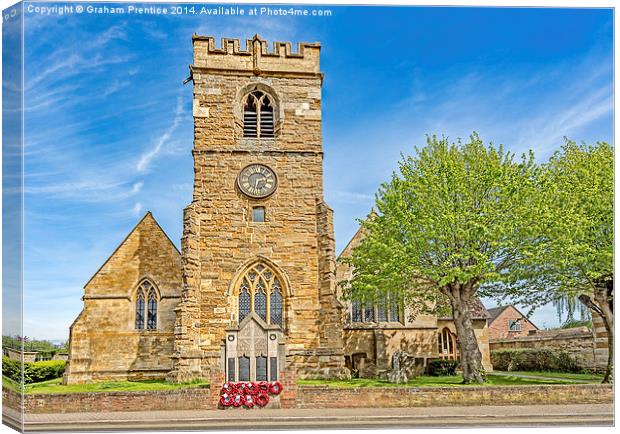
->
[
  {"left": 83, "top": 212, "right": 180, "bottom": 288},
  {"left": 487, "top": 304, "right": 539, "bottom": 329},
  {"left": 487, "top": 306, "right": 510, "bottom": 322},
  {"left": 438, "top": 298, "right": 491, "bottom": 321}
]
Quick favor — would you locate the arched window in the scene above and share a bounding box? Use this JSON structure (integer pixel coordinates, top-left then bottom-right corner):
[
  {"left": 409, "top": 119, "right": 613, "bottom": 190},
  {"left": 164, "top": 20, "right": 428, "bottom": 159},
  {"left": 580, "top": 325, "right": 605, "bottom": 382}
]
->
[
  {"left": 243, "top": 91, "right": 274, "bottom": 138},
  {"left": 236, "top": 263, "right": 284, "bottom": 327},
  {"left": 270, "top": 279, "right": 283, "bottom": 326},
  {"left": 135, "top": 280, "right": 158, "bottom": 330},
  {"left": 135, "top": 289, "right": 145, "bottom": 330},
  {"left": 147, "top": 288, "right": 157, "bottom": 330},
  {"left": 239, "top": 278, "right": 251, "bottom": 322}
]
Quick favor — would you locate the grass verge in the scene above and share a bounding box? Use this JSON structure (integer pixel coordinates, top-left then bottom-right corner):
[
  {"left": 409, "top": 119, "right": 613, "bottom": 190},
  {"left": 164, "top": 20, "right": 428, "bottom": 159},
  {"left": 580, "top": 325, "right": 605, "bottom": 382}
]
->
[
  {"left": 22, "top": 378, "right": 209, "bottom": 394},
  {"left": 298, "top": 374, "right": 598, "bottom": 388},
  {"left": 490, "top": 371, "right": 604, "bottom": 381}
]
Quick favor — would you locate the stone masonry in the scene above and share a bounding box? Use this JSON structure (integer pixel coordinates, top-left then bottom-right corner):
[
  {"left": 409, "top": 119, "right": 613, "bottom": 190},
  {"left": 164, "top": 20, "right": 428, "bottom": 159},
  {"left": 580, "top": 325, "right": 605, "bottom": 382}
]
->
[{"left": 167, "top": 35, "right": 349, "bottom": 381}]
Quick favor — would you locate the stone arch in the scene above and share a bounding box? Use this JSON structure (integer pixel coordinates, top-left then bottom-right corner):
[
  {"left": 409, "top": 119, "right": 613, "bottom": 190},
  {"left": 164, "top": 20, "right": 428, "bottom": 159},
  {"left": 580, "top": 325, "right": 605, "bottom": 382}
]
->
[
  {"left": 234, "top": 82, "right": 283, "bottom": 135},
  {"left": 128, "top": 276, "right": 161, "bottom": 300},
  {"left": 226, "top": 256, "right": 293, "bottom": 297}
]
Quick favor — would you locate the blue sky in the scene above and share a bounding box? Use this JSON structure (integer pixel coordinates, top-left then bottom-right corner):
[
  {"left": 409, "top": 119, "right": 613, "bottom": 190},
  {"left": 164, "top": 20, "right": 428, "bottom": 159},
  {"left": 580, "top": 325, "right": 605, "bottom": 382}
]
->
[{"left": 15, "top": 3, "right": 613, "bottom": 340}]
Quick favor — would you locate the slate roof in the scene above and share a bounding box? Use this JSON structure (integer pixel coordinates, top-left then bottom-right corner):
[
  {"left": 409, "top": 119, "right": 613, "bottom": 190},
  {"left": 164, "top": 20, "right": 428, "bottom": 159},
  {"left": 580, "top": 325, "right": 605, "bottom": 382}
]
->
[
  {"left": 438, "top": 298, "right": 491, "bottom": 320},
  {"left": 487, "top": 305, "right": 510, "bottom": 323}
]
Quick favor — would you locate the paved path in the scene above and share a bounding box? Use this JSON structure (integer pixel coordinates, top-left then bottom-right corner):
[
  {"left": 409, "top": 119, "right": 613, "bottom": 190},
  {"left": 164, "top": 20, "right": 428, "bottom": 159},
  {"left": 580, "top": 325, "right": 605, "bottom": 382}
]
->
[
  {"left": 4, "top": 404, "right": 613, "bottom": 431},
  {"left": 488, "top": 371, "right": 597, "bottom": 383}
]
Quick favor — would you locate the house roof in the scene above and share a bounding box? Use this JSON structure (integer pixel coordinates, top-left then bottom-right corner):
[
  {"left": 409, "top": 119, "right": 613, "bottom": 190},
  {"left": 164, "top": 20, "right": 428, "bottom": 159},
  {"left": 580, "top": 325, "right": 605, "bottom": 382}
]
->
[
  {"left": 487, "top": 305, "right": 510, "bottom": 322},
  {"left": 438, "top": 298, "right": 491, "bottom": 321},
  {"left": 487, "top": 304, "right": 539, "bottom": 329}
]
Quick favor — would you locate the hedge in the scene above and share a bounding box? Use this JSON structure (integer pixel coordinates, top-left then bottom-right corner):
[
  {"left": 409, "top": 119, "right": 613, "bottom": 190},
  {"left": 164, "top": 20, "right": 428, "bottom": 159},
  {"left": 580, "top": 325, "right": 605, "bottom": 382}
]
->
[
  {"left": 2, "top": 356, "right": 66, "bottom": 384},
  {"left": 491, "top": 348, "right": 581, "bottom": 373}
]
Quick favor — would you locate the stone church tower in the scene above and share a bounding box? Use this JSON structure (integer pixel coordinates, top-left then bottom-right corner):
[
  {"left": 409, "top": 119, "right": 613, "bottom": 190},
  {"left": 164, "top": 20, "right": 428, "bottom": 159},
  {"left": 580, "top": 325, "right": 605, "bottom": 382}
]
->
[{"left": 167, "top": 35, "right": 349, "bottom": 382}]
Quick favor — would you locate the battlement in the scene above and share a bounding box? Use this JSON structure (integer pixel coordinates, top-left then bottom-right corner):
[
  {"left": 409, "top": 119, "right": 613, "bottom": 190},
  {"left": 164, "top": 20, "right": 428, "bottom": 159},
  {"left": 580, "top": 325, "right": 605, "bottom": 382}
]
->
[{"left": 192, "top": 34, "right": 321, "bottom": 77}]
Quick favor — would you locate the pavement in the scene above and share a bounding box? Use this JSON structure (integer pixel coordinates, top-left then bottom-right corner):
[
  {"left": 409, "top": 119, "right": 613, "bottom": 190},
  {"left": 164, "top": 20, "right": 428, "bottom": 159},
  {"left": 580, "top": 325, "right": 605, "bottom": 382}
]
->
[{"left": 3, "top": 403, "right": 614, "bottom": 431}]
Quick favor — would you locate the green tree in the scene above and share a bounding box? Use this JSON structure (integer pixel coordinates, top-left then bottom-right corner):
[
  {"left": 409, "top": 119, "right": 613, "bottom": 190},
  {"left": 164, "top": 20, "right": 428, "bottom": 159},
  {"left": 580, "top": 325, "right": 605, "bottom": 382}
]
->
[
  {"left": 498, "top": 141, "right": 613, "bottom": 382},
  {"left": 341, "top": 134, "right": 538, "bottom": 383}
]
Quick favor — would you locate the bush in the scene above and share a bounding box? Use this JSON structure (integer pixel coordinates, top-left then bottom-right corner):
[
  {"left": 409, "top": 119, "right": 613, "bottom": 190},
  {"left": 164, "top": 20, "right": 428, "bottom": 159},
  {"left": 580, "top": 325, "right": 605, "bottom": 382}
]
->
[
  {"left": 2, "top": 356, "right": 22, "bottom": 383},
  {"left": 491, "top": 348, "right": 581, "bottom": 373},
  {"left": 427, "top": 359, "right": 459, "bottom": 376},
  {"left": 2, "top": 356, "right": 65, "bottom": 384}
]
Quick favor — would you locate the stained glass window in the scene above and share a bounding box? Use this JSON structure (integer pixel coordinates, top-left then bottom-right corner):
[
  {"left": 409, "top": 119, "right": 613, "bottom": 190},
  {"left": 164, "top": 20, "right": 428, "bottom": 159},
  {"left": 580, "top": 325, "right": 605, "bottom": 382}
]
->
[
  {"left": 239, "top": 279, "right": 251, "bottom": 322},
  {"left": 256, "top": 356, "right": 267, "bottom": 381},
  {"left": 364, "top": 304, "right": 375, "bottom": 322},
  {"left": 147, "top": 289, "right": 157, "bottom": 330},
  {"left": 389, "top": 300, "right": 401, "bottom": 323},
  {"left": 135, "top": 289, "right": 145, "bottom": 329},
  {"left": 270, "top": 280, "right": 283, "bottom": 327},
  {"left": 377, "top": 300, "right": 388, "bottom": 322},
  {"left": 237, "top": 263, "right": 284, "bottom": 327},
  {"left": 351, "top": 300, "right": 362, "bottom": 322},
  {"left": 239, "top": 356, "right": 250, "bottom": 381},
  {"left": 255, "top": 279, "right": 267, "bottom": 321}
]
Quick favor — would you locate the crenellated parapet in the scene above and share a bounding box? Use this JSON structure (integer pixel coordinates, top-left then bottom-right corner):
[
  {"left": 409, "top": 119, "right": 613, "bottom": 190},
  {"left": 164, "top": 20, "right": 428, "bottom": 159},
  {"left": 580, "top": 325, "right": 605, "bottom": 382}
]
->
[{"left": 192, "top": 34, "right": 321, "bottom": 77}]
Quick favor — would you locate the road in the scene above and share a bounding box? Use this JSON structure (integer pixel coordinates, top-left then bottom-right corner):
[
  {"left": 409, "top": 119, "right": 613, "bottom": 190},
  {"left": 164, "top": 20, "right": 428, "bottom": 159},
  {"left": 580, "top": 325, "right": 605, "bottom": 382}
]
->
[{"left": 3, "top": 403, "right": 613, "bottom": 431}]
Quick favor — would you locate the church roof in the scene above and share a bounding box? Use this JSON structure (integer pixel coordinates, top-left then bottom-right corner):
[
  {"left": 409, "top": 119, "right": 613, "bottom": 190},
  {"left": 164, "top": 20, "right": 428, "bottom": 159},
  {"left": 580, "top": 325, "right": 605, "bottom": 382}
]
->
[{"left": 83, "top": 211, "right": 180, "bottom": 288}]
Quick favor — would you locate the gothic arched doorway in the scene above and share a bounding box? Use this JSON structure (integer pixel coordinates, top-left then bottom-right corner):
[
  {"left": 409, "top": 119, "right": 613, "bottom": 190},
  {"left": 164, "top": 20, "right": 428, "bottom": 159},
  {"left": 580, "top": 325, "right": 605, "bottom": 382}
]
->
[
  {"left": 438, "top": 327, "right": 459, "bottom": 361},
  {"left": 224, "top": 262, "right": 286, "bottom": 382}
]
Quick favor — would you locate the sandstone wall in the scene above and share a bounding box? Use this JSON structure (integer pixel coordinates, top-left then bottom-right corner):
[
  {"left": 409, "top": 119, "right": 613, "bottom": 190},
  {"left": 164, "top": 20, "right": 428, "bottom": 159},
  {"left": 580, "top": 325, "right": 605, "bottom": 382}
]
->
[{"left": 490, "top": 327, "right": 599, "bottom": 370}]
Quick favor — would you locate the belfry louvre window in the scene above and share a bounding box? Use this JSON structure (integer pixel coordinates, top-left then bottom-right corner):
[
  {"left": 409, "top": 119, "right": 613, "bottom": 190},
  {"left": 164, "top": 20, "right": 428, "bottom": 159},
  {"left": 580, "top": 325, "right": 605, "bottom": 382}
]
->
[
  {"left": 236, "top": 263, "right": 284, "bottom": 327},
  {"left": 243, "top": 91, "right": 275, "bottom": 138},
  {"left": 135, "top": 280, "right": 157, "bottom": 330}
]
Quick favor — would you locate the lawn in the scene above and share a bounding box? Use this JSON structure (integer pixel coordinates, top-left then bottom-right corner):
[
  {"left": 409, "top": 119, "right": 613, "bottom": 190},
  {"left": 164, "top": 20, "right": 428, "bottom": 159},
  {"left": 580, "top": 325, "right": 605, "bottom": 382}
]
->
[
  {"left": 491, "top": 371, "right": 604, "bottom": 381},
  {"left": 22, "top": 378, "right": 209, "bottom": 394},
  {"left": 298, "top": 374, "right": 596, "bottom": 388},
  {"left": 2, "top": 375, "right": 21, "bottom": 391}
]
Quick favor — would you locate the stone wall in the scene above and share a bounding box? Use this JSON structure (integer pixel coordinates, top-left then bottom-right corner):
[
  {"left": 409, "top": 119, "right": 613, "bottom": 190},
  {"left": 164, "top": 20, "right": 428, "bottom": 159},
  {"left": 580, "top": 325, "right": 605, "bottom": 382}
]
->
[
  {"left": 296, "top": 384, "right": 612, "bottom": 408},
  {"left": 65, "top": 213, "right": 183, "bottom": 384},
  {"left": 490, "top": 327, "right": 599, "bottom": 370},
  {"left": 7, "top": 383, "right": 611, "bottom": 414}
]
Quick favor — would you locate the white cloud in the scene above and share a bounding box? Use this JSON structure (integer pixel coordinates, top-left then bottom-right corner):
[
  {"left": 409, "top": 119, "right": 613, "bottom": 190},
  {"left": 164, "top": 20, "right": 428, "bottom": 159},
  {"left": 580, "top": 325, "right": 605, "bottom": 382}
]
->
[
  {"left": 136, "top": 96, "right": 185, "bottom": 173},
  {"left": 132, "top": 202, "right": 143, "bottom": 217}
]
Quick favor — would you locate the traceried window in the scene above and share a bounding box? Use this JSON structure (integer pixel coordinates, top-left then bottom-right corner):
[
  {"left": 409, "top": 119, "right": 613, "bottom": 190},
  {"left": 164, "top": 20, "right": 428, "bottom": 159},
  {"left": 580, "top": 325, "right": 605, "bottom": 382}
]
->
[
  {"left": 236, "top": 263, "right": 284, "bottom": 327},
  {"left": 239, "top": 279, "right": 251, "bottom": 322},
  {"left": 147, "top": 289, "right": 157, "bottom": 330},
  {"left": 351, "top": 300, "right": 363, "bottom": 323},
  {"left": 135, "top": 280, "right": 158, "bottom": 330},
  {"left": 270, "top": 280, "right": 283, "bottom": 326},
  {"left": 243, "top": 91, "right": 275, "bottom": 138},
  {"left": 135, "top": 289, "right": 145, "bottom": 329},
  {"left": 349, "top": 293, "right": 402, "bottom": 324}
]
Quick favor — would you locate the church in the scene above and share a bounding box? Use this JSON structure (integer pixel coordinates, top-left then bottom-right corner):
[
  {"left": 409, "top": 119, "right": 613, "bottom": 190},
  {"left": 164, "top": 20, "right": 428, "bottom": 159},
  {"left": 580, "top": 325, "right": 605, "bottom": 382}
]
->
[{"left": 64, "top": 35, "right": 490, "bottom": 385}]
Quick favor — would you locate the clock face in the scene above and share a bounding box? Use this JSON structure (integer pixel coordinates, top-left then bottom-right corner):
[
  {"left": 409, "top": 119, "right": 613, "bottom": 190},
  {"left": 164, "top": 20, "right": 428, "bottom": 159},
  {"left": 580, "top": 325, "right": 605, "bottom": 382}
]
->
[{"left": 237, "top": 164, "right": 278, "bottom": 199}]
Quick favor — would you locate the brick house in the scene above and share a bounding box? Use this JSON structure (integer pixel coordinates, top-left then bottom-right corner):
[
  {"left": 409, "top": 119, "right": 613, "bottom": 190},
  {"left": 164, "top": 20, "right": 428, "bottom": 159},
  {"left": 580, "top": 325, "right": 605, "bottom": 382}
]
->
[{"left": 487, "top": 305, "right": 538, "bottom": 340}]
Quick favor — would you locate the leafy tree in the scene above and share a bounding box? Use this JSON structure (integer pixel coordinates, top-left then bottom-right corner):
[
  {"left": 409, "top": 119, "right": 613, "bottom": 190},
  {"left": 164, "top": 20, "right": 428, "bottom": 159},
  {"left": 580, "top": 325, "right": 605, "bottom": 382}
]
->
[
  {"left": 560, "top": 319, "right": 592, "bottom": 330},
  {"left": 340, "top": 133, "right": 538, "bottom": 383},
  {"left": 497, "top": 141, "right": 613, "bottom": 382}
]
